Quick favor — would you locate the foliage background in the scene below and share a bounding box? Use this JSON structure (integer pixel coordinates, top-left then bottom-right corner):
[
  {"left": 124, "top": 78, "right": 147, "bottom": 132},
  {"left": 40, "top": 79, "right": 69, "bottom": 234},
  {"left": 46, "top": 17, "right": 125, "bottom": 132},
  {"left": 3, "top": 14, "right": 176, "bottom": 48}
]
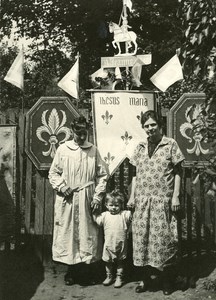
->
[
  {"left": 1, "top": 0, "right": 216, "bottom": 182},
  {"left": 0, "top": 0, "right": 184, "bottom": 110}
]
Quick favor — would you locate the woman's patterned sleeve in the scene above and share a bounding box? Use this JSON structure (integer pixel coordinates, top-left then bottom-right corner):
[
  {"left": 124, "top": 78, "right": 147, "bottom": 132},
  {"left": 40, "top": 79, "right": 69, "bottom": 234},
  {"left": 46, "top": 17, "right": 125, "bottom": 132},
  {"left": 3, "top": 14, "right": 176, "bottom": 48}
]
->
[
  {"left": 129, "top": 144, "right": 140, "bottom": 167},
  {"left": 123, "top": 210, "right": 132, "bottom": 224},
  {"left": 171, "top": 139, "right": 185, "bottom": 165}
]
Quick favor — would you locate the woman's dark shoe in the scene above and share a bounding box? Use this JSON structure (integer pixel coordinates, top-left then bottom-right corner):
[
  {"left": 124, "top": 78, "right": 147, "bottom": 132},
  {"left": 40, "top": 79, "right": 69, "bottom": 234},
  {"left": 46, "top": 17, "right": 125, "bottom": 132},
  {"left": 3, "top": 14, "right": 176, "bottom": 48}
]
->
[
  {"left": 162, "top": 267, "right": 175, "bottom": 295},
  {"left": 163, "top": 287, "right": 173, "bottom": 295},
  {"left": 80, "top": 277, "right": 97, "bottom": 286},
  {"left": 64, "top": 272, "right": 74, "bottom": 286},
  {"left": 163, "top": 281, "right": 174, "bottom": 295},
  {"left": 135, "top": 281, "right": 148, "bottom": 293}
]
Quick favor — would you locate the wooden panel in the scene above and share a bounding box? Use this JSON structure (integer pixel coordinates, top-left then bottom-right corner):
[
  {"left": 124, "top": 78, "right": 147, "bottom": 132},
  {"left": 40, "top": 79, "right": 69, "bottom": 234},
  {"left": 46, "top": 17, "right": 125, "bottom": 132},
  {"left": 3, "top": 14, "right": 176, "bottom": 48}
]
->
[
  {"left": 7, "top": 109, "right": 17, "bottom": 124},
  {"left": 204, "top": 191, "right": 214, "bottom": 252},
  {"left": 34, "top": 171, "right": 45, "bottom": 235},
  {"left": 18, "top": 111, "right": 27, "bottom": 223},
  {"left": 32, "top": 235, "right": 44, "bottom": 263},
  {"left": 114, "top": 167, "right": 120, "bottom": 191},
  {"left": 123, "top": 159, "right": 129, "bottom": 193},
  {"left": 185, "top": 168, "right": 193, "bottom": 255},
  {"left": 43, "top": 174, "right": 55, "bottom": 265},
  {"left": 204, "top": 196, "right": 211, "bottom": 226},
  {"left": 0, "top": 112, "right": 6, "bottom": 124},
  {"left": 44, "top": 174, "right": 54, "bottom": 235},
  {"left": 24, "top": 157, "right": 33, "bottom": 232},
  {"left": 214, "top": 201, "right": 216, "bottom": 245},
  {"left": 42, "top": 235, "right": 53, "bottom": 266},
  {"left": 191, "top": 169, "right": 198, "bottom": 239},
  {"left": 193, "top": 176, "right": 202, "bottom": 255}
]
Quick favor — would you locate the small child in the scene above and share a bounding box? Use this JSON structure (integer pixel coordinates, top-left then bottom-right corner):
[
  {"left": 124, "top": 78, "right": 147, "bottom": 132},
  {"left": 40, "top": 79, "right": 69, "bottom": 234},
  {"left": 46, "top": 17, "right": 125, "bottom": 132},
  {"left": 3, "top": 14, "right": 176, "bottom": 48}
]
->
[{"left": 93, "top": 190, "right": 132, "bottom": 288}]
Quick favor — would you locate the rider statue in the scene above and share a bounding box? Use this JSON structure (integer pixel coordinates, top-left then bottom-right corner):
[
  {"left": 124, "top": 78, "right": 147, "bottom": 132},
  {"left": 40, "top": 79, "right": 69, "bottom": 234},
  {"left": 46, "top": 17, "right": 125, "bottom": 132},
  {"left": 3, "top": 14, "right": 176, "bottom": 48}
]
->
[
  {"left": 121, "top": 15, "right": 132, "bottom": 38},
  {"left": 108, "top": 0, "right": 137, "bottom": 56}
]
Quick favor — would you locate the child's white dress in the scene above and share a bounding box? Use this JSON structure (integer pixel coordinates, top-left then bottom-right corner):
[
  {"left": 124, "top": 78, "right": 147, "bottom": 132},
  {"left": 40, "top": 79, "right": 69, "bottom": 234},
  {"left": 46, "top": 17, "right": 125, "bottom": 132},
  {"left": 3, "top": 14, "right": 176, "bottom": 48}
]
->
[{"left": 94, "top": 210, "right": 132, "bottom": 262}]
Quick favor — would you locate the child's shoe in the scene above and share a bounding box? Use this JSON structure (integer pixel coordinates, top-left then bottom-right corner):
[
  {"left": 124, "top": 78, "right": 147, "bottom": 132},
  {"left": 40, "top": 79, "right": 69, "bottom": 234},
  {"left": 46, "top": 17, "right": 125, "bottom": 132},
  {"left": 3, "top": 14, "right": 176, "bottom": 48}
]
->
[
  {"left": 114, "top": 273, "right": 123, "bottom": 288},
  {"left": 103, "top": 273, "right": 113, "bottom": 286}
]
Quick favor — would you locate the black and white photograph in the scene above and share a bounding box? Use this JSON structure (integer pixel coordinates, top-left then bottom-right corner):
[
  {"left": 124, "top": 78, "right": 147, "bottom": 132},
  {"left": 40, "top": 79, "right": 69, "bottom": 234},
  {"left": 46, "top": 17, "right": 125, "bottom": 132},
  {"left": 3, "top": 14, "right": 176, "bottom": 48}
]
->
[{"left": 1, "top": 0, "right": 216, "bottom": 299}]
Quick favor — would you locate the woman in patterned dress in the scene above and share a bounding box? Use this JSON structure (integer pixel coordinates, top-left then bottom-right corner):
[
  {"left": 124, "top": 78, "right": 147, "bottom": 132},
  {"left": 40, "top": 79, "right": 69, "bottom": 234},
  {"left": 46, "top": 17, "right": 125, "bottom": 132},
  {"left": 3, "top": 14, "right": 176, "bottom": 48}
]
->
[{"left": 127, "top": 110, "right": 185, "bottom": 295}]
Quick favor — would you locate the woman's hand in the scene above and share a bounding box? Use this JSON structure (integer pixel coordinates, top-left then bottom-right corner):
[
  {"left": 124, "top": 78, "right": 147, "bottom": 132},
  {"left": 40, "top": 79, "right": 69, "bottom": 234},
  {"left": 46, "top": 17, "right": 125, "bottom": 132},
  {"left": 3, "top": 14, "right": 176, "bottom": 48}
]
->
[
  {"left": 171, "top": 195, "right": 181, "bottom": 212},
  {"left": 127, "top": 197, "right": 135, "bottom": 209},
  {"left": 91, "top": 199, "right": 100, "bottom": 213},
  {"left": 60, "top": 185, "right": 80, "bottom": 197}
]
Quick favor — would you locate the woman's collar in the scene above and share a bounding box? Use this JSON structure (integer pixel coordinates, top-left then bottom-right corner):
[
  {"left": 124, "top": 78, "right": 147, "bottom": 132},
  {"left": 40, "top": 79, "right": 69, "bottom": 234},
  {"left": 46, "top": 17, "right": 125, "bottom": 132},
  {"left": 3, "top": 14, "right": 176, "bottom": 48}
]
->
[
  {"left": 139, "top": 135, "right": 170, "bottom": 147},
  {"left": 65, "top": 140, "right": 93, "bottom": 150}
]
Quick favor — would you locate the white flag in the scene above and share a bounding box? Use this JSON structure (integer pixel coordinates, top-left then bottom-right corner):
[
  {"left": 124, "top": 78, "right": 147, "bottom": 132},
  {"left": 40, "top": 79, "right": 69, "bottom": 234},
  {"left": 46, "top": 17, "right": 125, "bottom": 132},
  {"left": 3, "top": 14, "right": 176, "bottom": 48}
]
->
[
  {"left": 131, "top": 62, "right": 142, "bottom": 87},
  {"left": 90, "top": 68, "right": 108, "bottom": 82},
  {"left": 115, "top": 67, "right": 122, "bottom": 80},
  {"left": 4, "top": 48, "right": 24, "bottom": 90},
  {"left": 58, "top": 56, "right": 79, "bottom": 99},
  {"left": 150, "top": 54, "right": 183, "bottom": 92},
  {"left": 137, "top": 54, "right": 152, "bottom": 65},
  {"left": 123, "top": 0, "right": 133, "bottom": 12}
]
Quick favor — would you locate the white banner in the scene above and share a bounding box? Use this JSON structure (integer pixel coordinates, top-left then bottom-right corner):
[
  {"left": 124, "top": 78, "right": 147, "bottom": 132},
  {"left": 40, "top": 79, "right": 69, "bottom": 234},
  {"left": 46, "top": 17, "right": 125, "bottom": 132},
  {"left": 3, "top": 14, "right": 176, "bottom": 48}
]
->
[{"left": 92, "top": 91, "right": 155, "bottom": 174}]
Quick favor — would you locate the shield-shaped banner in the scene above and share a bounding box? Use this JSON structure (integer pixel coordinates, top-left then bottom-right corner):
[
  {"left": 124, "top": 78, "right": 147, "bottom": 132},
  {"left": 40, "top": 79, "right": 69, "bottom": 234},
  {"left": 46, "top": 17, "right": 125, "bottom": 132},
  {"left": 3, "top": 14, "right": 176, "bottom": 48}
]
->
[
  {"left": 168, "top": 93, "right": 210, "bottom": 166},
  {"left": 25, "top": 97, "right": 80, "bottom": 170},
  {"left": 92, "top": 90, "right": 155, "bottom": 174}
]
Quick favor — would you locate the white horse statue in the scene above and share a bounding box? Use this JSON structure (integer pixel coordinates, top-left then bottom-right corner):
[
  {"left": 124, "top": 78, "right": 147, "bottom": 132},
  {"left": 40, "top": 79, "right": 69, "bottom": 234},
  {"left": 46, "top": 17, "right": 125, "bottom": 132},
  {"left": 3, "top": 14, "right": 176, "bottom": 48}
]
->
[{"left": 109, "top": 21, "right": 137, "bottom": 56}]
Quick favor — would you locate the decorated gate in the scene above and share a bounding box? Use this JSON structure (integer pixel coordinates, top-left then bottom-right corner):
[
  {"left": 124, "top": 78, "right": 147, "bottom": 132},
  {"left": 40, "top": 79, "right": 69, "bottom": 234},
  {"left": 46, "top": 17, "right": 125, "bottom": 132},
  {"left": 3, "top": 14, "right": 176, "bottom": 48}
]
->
[
  {"left": 0, "top": 0, "right": 215, "bottom": 265},
  {"left": 0, "top": 96, "right": 216, "bottom": 264}
]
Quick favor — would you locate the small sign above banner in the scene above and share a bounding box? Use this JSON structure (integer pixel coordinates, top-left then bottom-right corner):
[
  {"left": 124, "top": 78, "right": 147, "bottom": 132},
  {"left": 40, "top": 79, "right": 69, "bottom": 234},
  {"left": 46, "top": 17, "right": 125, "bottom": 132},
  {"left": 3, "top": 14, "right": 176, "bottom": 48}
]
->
[{"left": 92, "top": 90, "right": 155, "bottom": 174}]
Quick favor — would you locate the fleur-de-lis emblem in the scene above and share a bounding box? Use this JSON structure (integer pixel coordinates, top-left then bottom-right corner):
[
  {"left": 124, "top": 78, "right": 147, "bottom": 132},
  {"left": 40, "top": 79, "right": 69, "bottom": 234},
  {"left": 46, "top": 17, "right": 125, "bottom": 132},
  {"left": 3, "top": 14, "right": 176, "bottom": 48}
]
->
[
  {"left": 180, "top": 104, "right": 209, "bottom": 156},
  {"left": 101, "top": 110, "right": 113, "bottom": 124},
  {"left": 121, "top": 131, "right": 132, "bottom": 145},
  {"left": 104, "top": 152, "right": 115, "bottom": 165},
  {"left": 36, "top": 109, "right": 71, "bottom": 158}
]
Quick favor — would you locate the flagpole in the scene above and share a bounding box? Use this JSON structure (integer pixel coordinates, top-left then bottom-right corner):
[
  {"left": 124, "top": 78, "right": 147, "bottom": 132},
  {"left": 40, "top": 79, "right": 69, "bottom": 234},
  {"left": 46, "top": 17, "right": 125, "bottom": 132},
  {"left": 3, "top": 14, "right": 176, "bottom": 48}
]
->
[
  {"left": 123, "top": 2, "right": 128, "bottom": 54},
  {"left": 122, "top": 1, "right": 129, "bottom": 90},
  {"left": 21, "top": 45, "right": 25, "bottom": 113},
  {"left": 3, "top": 43, "right": 26, "bottom": 245},
  {"left": 19, "top": 44, "right": 26, "bottom": 247},
  {"left": 76, "top": 52, "right": 80, "bottom": 108},
  {"left": 21, "top": 93, "right": 25, "bottom": 113}
]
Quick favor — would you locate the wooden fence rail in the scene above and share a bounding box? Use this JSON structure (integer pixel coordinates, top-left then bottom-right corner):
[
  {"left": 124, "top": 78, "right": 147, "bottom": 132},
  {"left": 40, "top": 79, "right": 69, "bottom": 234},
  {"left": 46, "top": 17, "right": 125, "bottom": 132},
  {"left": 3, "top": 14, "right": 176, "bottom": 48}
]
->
[{"left": 0, "top": 109, "right": 215, "bottom": 265}]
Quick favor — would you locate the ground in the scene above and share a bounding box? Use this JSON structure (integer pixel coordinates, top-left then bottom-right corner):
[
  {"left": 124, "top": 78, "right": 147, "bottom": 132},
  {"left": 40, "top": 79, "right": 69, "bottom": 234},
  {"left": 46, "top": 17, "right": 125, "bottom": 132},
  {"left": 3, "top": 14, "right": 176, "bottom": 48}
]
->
[{"left": 1, "top": 244, "right": 216, "bottom": 300}]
